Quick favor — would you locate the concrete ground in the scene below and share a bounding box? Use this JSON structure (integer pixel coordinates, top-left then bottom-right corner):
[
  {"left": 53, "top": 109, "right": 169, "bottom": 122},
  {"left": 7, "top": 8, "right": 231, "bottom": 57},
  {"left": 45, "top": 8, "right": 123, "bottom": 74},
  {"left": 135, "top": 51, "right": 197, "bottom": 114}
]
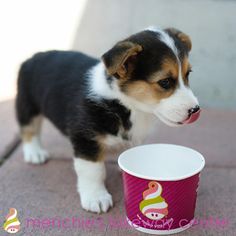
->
[{"left": 0, "top": 101, "right": 236, "bottom": 236}]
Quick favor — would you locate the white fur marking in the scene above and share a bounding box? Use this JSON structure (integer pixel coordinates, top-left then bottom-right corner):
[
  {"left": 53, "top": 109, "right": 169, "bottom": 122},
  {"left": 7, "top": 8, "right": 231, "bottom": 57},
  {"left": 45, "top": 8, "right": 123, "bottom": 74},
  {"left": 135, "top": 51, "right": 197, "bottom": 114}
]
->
[
  {"left": 178, "top": 62, "right": 185, "bottom": 88},
  {"left": 147, "top": 27, "right": 185, "bottom": 86},
  {"left": 23, "top": 136, "right": 49, "bottom": 164},
  {"left": 74, "top": 158, "right": 113, "bottom": 213},
  {"left": 88, "top": 63, "right": 114, "bottom": 99},
  {"left": 147, "top": 27, "right": 178, "bottom": 57}
]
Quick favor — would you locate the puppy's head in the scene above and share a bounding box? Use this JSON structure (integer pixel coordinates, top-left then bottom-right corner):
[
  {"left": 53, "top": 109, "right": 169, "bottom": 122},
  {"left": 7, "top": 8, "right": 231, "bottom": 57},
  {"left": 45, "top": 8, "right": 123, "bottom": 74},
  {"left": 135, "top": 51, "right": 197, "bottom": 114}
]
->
[{"left": 102, "top": 27, "right": 200, "bottom": 126}]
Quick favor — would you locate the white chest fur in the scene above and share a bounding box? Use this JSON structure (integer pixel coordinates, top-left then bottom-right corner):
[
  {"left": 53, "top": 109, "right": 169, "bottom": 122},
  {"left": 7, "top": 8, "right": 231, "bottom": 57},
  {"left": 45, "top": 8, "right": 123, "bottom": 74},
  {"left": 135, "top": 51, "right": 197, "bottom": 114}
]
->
[{"left": 129, "top": 109, "right": 156, "bottom": 144}]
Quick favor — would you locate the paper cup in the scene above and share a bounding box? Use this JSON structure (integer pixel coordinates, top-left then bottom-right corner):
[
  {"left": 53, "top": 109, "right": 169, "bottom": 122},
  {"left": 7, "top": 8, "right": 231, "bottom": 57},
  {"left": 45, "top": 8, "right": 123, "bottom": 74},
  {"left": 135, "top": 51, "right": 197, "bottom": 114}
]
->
[{"left": 118, "top": 144, "right": 205, "bottom": 235}]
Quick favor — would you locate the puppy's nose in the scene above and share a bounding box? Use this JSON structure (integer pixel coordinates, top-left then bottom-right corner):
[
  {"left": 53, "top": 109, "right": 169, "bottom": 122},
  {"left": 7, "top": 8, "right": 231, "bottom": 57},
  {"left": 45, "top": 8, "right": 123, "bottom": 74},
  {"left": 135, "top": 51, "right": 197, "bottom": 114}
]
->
[{"left": 188, "top": 105, "right": 200, "bottom": 115}]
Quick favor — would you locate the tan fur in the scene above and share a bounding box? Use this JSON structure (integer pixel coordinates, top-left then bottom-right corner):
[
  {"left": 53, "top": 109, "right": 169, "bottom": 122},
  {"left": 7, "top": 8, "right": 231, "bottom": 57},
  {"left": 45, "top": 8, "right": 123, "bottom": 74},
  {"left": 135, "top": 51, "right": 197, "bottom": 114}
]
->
[
  {"left": 21, "top": 116, "right": 42, "bottom": 142},
  {"left": 149, "top": 58, "right": 179, "bottom": 83},
  {"left": 123, "top": 80, "right": 174, "bottom": 104},
  {"left": 166, "top": 28, "right": 192, "bottom": 52},
  {"left": 181, "top": 56, "right": 192, "bottom": 85},
  {"left": 103, "top": 41, "right": 142, "bottom": 77},
  {"left": 160, "top": 58, "right": 179, "bottom": 80}
]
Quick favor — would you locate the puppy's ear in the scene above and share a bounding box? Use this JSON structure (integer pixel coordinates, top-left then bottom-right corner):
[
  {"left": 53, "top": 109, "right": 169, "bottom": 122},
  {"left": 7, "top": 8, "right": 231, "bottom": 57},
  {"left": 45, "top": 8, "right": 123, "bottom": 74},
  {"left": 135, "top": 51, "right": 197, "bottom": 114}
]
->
[
  {"left": 165, "top": 28, "right": 192, "bottom": 52},
  {"left": 102, "top": 41, "right": 142, "bottom": 78}
]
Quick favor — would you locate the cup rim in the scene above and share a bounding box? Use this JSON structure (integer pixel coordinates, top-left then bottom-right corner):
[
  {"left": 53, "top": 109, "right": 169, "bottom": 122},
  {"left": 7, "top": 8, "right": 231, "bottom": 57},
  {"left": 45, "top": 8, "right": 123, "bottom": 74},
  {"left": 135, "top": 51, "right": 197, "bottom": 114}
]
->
[{"left": 118, "top": 143, "right": 205, "bottom": 181}]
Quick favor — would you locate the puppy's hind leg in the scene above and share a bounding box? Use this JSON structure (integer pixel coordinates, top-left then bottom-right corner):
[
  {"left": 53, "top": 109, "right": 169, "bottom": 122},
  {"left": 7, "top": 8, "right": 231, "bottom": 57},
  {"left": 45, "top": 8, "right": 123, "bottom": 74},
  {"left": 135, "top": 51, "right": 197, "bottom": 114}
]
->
[
  {"left": 16, "top": 61, "right": 49, "bottom": 164},
  {"left": 20, "top": 115, "right": 49, "bottom": 164}
]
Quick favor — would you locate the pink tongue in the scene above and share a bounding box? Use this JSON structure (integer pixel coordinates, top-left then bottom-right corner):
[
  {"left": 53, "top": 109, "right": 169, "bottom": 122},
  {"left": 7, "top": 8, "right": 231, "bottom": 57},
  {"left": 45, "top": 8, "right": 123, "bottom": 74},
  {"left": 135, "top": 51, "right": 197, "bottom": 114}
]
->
[{"left": 182, "top": 109, "right": 201, "bottom": 124}]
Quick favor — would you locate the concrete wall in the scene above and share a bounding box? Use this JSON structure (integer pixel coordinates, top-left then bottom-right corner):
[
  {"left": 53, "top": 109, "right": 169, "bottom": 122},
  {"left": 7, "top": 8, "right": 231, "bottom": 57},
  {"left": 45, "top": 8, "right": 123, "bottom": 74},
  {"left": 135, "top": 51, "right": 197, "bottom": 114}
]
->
[
  {"left": 1, "top": 0, "right": 235, "bottom": 110},
  {"left": 73, "top": 0, "right": 236, "bottom": 110}
]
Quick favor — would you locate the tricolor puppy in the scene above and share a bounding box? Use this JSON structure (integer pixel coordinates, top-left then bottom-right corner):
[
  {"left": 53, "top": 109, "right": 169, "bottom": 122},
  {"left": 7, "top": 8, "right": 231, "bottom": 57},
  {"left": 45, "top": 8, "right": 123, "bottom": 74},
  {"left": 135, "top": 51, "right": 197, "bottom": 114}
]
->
[{"left": 16, "top": 27, "right": 200, "bottom": 213}]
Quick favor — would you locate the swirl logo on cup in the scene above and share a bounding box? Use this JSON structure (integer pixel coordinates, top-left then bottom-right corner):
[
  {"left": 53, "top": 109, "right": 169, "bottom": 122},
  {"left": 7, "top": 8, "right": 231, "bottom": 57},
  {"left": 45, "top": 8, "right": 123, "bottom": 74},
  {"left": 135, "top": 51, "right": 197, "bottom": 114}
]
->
[
  {"left": 139, "top": 181, "right": 168, "bottom": 220},
  {"left": 3, "top": 208, "right": 21, "bottom": 234}
]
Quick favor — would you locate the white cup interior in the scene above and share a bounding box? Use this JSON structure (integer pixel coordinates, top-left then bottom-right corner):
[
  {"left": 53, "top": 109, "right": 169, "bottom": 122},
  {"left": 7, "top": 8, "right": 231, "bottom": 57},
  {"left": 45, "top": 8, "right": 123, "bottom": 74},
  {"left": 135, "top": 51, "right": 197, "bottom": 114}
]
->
[{"left": 118, "top": 144, "right": 205, "bottom": 181}]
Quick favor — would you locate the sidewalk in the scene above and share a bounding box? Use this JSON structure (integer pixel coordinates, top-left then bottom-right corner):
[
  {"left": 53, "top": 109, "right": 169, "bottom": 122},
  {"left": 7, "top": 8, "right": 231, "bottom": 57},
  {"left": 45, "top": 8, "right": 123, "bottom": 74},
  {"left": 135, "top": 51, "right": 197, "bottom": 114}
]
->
[{"left": 0, "top": 100, "right": 235, "bottom": 235}]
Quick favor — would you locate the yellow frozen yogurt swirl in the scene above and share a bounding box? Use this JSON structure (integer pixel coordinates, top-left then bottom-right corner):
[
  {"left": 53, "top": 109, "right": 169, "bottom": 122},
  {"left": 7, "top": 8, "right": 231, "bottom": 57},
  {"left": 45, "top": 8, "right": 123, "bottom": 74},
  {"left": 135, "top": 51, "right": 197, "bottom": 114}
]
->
[
  {"left": 3, "top": 208, "right": 21, "bottom": 234},
  {"left": 139, "top": 181, "right": 168, "bottom": 220}
]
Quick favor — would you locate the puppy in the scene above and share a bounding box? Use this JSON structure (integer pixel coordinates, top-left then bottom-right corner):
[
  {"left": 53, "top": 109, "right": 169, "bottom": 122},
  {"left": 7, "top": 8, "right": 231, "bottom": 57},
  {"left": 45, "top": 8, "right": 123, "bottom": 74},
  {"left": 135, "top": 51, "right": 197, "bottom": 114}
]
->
[{"left": 16, "top": 27, "right": 200, "bottom": 213}]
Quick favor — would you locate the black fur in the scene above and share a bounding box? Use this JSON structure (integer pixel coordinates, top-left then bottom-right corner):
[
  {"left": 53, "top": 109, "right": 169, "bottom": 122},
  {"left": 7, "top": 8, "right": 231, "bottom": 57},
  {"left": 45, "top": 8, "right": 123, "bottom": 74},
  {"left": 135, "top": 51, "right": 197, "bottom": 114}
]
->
[
  {"left": 16, "top": 50, "right": 131, "bottom": 161},
  {"left": 127, "top": 30, "right": 178, "bottom": 81}
]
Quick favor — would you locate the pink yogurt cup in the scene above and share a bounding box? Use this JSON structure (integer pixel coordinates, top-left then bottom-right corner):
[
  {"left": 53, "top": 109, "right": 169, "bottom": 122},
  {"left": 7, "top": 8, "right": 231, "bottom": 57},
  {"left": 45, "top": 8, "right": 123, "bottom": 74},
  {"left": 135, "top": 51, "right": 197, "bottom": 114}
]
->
[{"left": 118, "top": 144, "right": 205, "bottom": 235}]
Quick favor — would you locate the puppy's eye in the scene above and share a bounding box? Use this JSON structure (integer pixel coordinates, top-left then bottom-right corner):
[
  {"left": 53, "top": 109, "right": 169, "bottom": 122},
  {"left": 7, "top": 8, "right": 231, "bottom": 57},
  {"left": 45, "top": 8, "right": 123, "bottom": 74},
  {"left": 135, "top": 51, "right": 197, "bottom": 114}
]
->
[{"left": 157, "top": 78, "right": 174, "bottom": 90}]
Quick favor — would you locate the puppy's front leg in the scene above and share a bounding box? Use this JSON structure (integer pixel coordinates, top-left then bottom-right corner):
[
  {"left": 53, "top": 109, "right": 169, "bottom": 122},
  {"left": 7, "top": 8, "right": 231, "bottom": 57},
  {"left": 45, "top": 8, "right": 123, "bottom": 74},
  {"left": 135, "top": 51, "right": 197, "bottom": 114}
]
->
[{"left": 74, "top": 158, "right": 113, "bottom": 213}]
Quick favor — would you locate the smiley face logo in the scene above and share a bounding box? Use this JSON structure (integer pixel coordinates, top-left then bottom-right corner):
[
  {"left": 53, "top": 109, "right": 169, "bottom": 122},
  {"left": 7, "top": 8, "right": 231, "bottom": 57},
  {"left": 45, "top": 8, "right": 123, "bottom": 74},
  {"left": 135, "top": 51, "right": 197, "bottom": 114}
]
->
[
  {"left": 139, "top": 181, "right": 168, "bottom": 220},
  {"left": 3, "top": 208, "right": 21, "bottom": 234}
]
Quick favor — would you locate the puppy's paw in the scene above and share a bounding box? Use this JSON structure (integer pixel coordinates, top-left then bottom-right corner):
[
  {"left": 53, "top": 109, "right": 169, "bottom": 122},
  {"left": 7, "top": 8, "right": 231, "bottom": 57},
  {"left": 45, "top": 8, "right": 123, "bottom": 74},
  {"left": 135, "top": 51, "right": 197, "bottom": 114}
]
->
[
  {"left": 80, "top": 189, "right": 113, "bottom": 213},
  {"left": 23, "top": 143, "right": 49, "bottom": 164}
]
